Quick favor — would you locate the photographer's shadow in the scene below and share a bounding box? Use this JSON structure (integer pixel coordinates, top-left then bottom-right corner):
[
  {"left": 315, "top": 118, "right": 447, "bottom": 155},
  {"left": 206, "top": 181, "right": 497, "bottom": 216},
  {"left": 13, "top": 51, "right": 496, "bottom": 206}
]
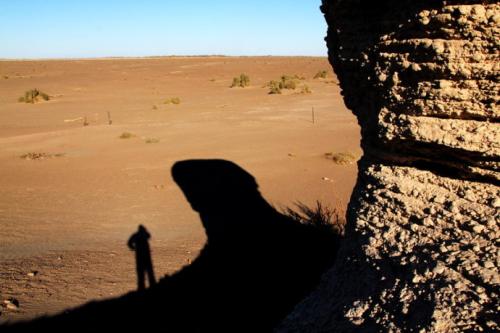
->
[{"left": 6, "top": 159, "right": 341, "bottom": 332}]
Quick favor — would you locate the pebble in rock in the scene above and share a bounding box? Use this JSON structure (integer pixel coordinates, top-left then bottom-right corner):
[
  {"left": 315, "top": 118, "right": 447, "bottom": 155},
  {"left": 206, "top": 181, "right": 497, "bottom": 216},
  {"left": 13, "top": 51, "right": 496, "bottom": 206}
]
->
[
  {"left": 4, "top": 298, "right": 20, "bottom": 310},
  {"left": 27, "top": 270, "right": 38, "bottom": 277}
]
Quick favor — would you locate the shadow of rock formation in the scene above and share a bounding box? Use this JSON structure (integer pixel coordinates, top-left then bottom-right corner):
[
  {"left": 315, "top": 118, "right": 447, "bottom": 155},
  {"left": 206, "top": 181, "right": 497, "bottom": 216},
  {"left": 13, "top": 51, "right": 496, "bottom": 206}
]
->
[{"left": 4, "top": 159, "right": 341, "bottom": 332}]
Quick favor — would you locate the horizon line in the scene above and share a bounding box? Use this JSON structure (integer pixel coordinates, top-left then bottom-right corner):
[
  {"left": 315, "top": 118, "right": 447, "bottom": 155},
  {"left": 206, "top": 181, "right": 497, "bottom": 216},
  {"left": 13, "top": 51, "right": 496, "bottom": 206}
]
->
[{"left": 0, "top": 54, "right": 328, "bottom": 62}]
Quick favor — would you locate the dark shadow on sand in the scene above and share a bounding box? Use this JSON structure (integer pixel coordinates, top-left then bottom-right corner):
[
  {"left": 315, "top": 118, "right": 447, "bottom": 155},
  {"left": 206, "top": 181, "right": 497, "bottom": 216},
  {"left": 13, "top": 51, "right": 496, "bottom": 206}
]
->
[
  {"left": 4, "top": 159, "right": 342, "bottom": 332},
  {"left": 128, "top": 225, "right": 156, "bottom": 291}
]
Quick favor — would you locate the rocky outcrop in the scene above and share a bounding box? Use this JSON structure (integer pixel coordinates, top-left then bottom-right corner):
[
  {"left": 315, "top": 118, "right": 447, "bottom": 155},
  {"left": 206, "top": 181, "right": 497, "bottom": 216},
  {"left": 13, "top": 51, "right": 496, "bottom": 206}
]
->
[{"left": 279, "top": 1, "right": 499, "bottom": 331}]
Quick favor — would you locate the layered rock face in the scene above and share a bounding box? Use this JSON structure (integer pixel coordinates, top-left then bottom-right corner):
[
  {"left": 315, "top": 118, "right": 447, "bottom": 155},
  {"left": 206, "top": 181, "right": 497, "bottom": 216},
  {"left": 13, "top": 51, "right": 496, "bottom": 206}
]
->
[{"left": 279, "top": 1, "right": 499, "bottom": 332}]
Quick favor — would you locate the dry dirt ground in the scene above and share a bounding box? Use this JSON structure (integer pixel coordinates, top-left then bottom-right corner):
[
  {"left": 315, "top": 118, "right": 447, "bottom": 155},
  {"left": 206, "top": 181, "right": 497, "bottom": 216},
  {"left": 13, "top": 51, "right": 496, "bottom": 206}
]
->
[{"left": 0, "top": 56, "right": 360, "bottom": 323}]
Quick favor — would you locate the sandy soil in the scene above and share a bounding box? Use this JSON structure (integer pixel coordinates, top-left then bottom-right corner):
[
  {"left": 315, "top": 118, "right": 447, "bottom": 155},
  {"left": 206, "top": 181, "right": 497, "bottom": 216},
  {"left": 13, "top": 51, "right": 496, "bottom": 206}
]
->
[{"left": 0, "top": 56, "right": 360, "bottom": 323}]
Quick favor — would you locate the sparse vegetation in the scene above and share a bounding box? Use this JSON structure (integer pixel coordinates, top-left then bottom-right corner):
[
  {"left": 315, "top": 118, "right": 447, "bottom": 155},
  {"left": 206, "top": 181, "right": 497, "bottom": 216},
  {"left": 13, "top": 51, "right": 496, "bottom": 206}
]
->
[
  {"left": 279, "top": 75, "right": 297, "bottom": 90},
  {"left": 18, "top": 89, "right": 50, "bottom": 103},
  {"left": 20, "top": 152, "right": 65, "bottom": 160},
  {"left": 323, "top": 79, "right": 338, "bottom": 85},
  {"left": 119, "top": 132, "right": 135, "bottom": 139},
  {"left": 314, "top": 70, "right": 328, "bottom": 79},
  {"left": 268, "top": 80, "right": 282, "bottom": 94},
  {"left": 152, "top": 105, "right": 158, "bottom": 110},
  {"left": 284, "top": 201, "right": 345, "bottom": 236},
  {"left": 164, "top": 97, "right": 181, "bottom": 105},
  {"left": 267, "top": 75, "right": 301, "bottom": 94},
  {"left": 324, "top": 151, "right": 357, "bottom": 165},
  {"left": 3, "top": 75, "right": 8, "bottom": 79},
  {"left": 145, "top": 137, "right": 160, "bottom": 144},
  {"left": 299, "top": 84, "right": 312, "bottom": 94},
  {"left": 230, "top": 73, "right": 250, "bottom": 88}
]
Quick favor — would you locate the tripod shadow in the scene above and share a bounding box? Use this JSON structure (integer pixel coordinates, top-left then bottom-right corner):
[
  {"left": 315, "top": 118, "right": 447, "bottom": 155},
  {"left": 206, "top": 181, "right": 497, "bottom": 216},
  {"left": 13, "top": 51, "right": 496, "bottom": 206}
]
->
[{"left": 4, "top": 159, "right": 341, "bottom": 332}]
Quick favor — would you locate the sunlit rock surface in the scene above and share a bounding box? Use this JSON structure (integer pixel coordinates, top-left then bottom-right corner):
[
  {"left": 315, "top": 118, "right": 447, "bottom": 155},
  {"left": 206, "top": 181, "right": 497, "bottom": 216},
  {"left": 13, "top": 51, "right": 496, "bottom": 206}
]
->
[{"left": 279, "top": 1, "right": 499, "bottom": 331}]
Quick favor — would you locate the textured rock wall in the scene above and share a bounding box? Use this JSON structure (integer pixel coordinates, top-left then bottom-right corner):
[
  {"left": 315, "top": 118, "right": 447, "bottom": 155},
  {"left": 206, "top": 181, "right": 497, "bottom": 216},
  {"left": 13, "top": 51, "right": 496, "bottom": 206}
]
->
[{"left": 278, "top": 1, "right": 499, "bottom": 331}]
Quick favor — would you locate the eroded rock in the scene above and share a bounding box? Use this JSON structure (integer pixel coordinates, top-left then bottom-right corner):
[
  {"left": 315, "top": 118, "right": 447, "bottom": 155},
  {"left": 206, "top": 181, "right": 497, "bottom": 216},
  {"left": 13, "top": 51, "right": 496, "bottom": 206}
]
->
[{"left": 279, "top": 1, "right": 499, "bottom": 331}]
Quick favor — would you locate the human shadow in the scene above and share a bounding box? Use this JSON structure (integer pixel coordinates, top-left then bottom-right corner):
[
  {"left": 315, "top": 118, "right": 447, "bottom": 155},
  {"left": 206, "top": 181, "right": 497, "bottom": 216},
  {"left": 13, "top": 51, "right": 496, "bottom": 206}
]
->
[
  {"left": 4, "top": 159, "right": 341, "bottom": 332},
  {"left": 127, "top": 225, "right": 156, "bottom": 291}
]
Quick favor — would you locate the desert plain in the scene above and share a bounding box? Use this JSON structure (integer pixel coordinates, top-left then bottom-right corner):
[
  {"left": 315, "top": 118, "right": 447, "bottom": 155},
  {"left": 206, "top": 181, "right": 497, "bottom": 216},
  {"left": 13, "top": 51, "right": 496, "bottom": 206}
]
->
[{"left": 0, "top": 56, "right": 360, "bottom": 323}]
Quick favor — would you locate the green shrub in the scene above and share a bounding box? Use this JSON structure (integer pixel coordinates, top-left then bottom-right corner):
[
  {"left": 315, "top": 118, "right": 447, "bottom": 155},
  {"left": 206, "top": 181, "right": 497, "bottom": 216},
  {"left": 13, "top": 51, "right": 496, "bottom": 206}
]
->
[
  {"left": 18, "top": 89, "right": 50, "bottom": 104},
  {"left": 314, "top": 70, "right": 328, "bottom": 79},
  {"left": 230, "top": 73, "right": 250, "bottom": 88}
]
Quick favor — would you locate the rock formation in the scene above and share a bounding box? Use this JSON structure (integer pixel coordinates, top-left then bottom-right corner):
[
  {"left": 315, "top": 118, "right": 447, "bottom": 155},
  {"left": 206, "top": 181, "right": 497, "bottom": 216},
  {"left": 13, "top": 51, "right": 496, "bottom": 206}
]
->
[{"left": 278, "top": 0, "right": 499, "bottom": 331}]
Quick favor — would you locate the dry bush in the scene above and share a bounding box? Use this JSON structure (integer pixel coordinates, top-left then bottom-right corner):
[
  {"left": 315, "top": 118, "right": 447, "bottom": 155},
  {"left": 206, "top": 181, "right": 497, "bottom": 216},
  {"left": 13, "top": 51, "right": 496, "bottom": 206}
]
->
[
  {"left": 119, "top": 132, "right": 135, "bottom": 139},
  {"left": 279, "top": 75, "right": 298, "bottom": 90},
  {"left": 284, "top": 201, "right": 345, "bottom": 236},
  {"left": 145, "top": 138, "right": 160, "bottom": 144},
  {"left": 324, "top": 152, "right": 358, "bottom": 165},
  {"left": 314, "top": 70, "right": 328, "bottom": 79},
  {"left": 20, "top": 152, "right": 65, "bottom": 160},
  {"left": 18, "top": 89, "right": 50, "bottom": 103},
  {"left": 267, "top": 75, "right": 302, "bottom": 94},
  {"left": 163, "top": 97, "right": 181, "bottom": 105},
  {"left": 268, "top": 80, "right": 282, "bottom": 94},
  {"left": 300, "top": 84, "right": 312, "bottom": 94},
  {"left": 230, "top": 73, "right": 250, "bottom": 88}
]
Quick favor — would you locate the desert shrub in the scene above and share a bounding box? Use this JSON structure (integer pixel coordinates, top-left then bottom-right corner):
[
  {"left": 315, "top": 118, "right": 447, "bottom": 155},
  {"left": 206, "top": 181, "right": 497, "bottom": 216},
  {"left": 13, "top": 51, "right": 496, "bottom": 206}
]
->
[
  {"left": 267, "top": 75, "right": 300, "bottom": 94},
  {"left": 240, "top": 73, "right": 250, "bottom": 86},
  {"left": 230, "top": 73, "right": 250, "bottom": 88},
  {"left": 119, "top": 132, "right": 135, "bottom": 139},
  {"left": 163, "top": 97, "right": 181, "bottom": 105},
  {"left": 152, "top": 105, "right": 158, "bottom": 110},
  {"left": 284, "top": 201, "right": 345, "bottom": 236},
  {"left": 279, "top": 75, "right": 297, "bottom": 90},
  {"left": 145, "top": 138, "right": 160, "bottom": 144},
  {"left": 324, "top": 152, "right": 357, "bottom": 165},
  {"left": 231, "top": 77, "right": 240, "bottom": 87},
  {"left": 300, "top": 85, "right": 312, "bottom": 94},
  {"left": 18, "top": 89, "right": 50, "bottom": 103},
  {"left": 20, "top": 152, "right": 64, "bottom": 160},
  {"left": 268, "top": 80, "right": 282, "bottom": 94},
  {"left": 314, "top": 70, "right": 328, "bottom": 79}
]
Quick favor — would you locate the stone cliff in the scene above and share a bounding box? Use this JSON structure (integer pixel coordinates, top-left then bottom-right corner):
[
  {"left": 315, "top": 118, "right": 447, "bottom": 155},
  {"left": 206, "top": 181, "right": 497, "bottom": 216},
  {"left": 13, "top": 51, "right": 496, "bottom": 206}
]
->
[{"left": 279, "top": 1, "right": 499, "bottom": 331}]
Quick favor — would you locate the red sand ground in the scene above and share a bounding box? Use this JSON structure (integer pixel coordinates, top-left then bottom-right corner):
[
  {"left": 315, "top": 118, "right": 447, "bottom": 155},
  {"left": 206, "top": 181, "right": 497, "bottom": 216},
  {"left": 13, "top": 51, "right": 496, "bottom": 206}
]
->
[{"left": 0, "top": 56, "right": 360, "bottom": 323}]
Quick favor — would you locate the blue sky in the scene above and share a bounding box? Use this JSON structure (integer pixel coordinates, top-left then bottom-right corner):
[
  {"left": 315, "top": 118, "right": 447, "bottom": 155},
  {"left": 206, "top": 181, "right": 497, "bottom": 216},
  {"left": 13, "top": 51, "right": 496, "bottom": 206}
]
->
[{"left": 0, "top": 0, "right": 327, "bottom": 59}]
